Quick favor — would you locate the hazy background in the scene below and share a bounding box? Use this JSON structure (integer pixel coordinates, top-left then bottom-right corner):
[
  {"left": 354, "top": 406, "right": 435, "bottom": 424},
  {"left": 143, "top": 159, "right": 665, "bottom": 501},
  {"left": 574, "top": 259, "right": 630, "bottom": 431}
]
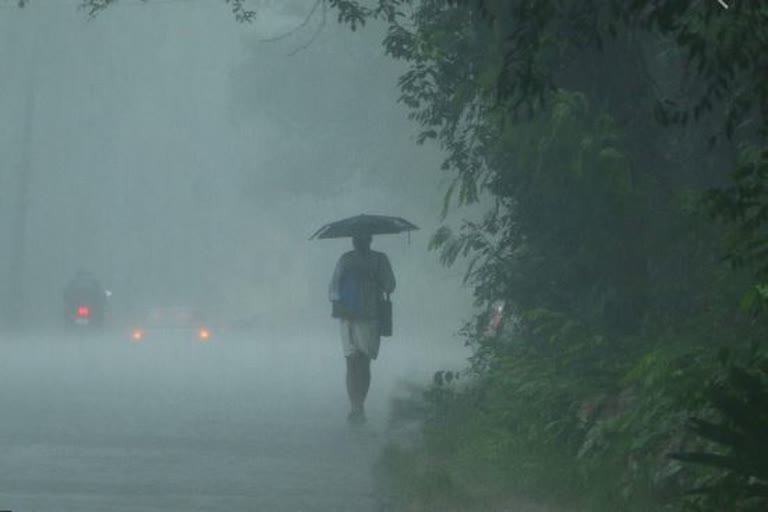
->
[
  {"left": 0, "top": 4, "right": 479, "bottom": 510},
  {"left": 0, "top": 0, "right": 474, "bottom": 343}
]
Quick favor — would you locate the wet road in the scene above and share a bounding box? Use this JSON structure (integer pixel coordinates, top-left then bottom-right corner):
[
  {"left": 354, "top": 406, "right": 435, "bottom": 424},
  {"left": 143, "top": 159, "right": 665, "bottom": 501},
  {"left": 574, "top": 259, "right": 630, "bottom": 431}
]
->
[{"left": 0, "top": 331, "right": 466, "bottom": 512}]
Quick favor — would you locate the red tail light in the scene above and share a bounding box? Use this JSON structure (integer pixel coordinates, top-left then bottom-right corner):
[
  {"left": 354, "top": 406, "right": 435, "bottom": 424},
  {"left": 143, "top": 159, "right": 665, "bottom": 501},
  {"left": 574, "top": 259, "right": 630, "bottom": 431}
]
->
[{"left": 76, "top": 305, "right": 90, "bottom": 317}]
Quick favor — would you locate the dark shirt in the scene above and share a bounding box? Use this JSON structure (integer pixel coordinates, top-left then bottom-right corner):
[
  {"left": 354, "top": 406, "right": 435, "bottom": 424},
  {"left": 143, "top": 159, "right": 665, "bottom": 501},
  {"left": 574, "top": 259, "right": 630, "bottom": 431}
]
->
[{"left": 329, "top": 250, "right": 395, "bottom": 319}]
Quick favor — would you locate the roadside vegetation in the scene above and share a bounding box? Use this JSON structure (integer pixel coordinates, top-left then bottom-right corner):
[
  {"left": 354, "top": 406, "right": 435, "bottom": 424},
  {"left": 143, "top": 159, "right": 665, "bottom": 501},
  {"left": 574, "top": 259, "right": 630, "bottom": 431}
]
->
[
  {"left": 67, "top": 1, "right": 768, "bottom": 510},
  {"left": 319, "top": 2, "right": 768, "bottom": 511}
]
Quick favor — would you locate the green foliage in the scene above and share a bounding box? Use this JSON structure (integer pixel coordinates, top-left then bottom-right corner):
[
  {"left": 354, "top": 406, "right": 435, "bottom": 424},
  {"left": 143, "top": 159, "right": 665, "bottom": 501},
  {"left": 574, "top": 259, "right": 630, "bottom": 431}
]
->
[
  {"left": 381, "top": 332, "right": 768, "bottom": 511},
  {"left": 707, "top": 145, "right": 768, "bottom": 281},
  {"left": 326, "top": 2, "right": 768, "bottom": 511},
  {"left": 328, "top": 1, "right": 768, "bottom": 285},
  {"left": 374, "top": 445, "right": 476, "bottom": 512},
  {"left": 669, "top": 351, "right": 768, "bottom": 512},
  {"left": 332, "top": 0, "right": 768, "bottom": 133}
]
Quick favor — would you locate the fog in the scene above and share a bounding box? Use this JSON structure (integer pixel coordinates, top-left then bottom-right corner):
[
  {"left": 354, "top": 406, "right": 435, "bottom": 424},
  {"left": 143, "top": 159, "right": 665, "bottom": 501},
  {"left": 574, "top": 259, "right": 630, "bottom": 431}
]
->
[
  {"left": 0, "top": 0, "right": 472, "bottom": 337},
  {"left": 0, "top": 2, "right": 473, "bottom": 510}
]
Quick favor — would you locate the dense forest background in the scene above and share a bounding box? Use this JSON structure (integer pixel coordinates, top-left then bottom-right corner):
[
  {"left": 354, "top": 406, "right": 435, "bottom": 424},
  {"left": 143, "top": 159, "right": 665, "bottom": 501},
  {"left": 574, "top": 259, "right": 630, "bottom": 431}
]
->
[
  {"left": 324, "top": 2, "right": 768, "bottom": 511},
  {"left": 45, "top": 0, "right": 768, "bottom": 510}
]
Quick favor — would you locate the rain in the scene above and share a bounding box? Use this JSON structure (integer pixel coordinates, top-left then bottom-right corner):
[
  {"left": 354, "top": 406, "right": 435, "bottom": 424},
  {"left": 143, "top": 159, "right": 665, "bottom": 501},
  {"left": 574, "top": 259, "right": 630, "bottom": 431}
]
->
[
  {"left": 0, "top": 1, "right": 470, "bottom": 510},
  {"left": 3, "top": 2, "right": 767, "bottom": 512}
]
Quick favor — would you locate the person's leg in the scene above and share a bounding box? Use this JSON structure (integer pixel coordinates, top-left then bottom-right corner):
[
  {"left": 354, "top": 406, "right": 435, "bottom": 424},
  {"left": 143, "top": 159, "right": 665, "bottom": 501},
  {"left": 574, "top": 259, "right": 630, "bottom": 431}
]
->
[
  {"left": 358, "top": 354, "right": 371, "bottom": 405},
  {"left": 345, "top": 354, "right": 359, "bottom": 411},
  {"left": 341, "top": 320, "right": 360, "bottom": 414},
  {"left": 346, "top": 352, "right": 370, "bottom": 423}
]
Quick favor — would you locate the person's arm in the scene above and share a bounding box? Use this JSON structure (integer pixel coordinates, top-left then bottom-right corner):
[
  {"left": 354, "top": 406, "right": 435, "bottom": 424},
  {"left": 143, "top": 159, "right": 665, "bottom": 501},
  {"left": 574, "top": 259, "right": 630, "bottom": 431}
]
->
[
  {"left": 378, "top": 253, "right": 396, "bottom": 295},
  {"left": 328, "top": 255, "right": 345, "bottom": 302}
]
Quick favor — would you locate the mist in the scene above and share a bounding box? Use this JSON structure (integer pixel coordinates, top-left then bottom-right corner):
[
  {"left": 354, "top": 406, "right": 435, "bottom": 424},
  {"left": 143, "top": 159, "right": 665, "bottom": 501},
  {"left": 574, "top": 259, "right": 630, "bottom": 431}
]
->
[
  {"left": 0, "top": 2, "right": 474, "bottom": 510},
  {"left": 0, "top": 0, "right": 472, "bottom": 337},
  {"left": 6, "top": 1, "right": 761, "bottom": 511}
]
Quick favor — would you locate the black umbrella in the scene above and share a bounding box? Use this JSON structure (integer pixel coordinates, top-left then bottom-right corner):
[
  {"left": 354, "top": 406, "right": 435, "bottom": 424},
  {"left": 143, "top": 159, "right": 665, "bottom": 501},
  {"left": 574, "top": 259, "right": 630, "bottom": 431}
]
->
[{"left": 309, "top": 214, "right": 419, "bottom": 240}]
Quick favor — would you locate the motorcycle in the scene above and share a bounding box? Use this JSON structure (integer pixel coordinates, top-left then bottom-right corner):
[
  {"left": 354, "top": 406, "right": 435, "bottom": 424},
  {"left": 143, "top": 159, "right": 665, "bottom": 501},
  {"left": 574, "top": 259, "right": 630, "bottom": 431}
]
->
[{"left": 65, "top": 289, "right": 111, "bottom": 329}]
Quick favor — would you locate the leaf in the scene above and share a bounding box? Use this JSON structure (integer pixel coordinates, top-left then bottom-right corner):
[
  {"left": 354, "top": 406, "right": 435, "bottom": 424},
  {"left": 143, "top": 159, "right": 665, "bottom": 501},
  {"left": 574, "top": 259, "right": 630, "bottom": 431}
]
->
[
  {"left": 416, "top": 129, "right": 438, "bottom": 145},
  {"left": 739, "top": 287, "right": 759, "bottom": 311},
  {"left": 686, "top": 418, "right": 744, "bottom": 451},
  {"left": 441, "top": 179, "right": 458, "bottom": 220},
  {"left": 428, "top": 226, "right": 453, "bottom": 251},
  {"left": 668, "top": 452, "right": 746, "bottom": 473}
]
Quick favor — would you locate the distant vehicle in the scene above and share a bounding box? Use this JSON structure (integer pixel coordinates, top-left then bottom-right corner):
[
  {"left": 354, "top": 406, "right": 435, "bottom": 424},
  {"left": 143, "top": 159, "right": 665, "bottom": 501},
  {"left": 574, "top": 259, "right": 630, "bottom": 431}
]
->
[
  {"left": 63, "top": 271, "right": 110, "bottom": 330},
  {"left": 130, "top": 306, "right": 213, "bottom": 342},
  {"left": 69, "top": 303, "right": 99, "bottom": 328}
]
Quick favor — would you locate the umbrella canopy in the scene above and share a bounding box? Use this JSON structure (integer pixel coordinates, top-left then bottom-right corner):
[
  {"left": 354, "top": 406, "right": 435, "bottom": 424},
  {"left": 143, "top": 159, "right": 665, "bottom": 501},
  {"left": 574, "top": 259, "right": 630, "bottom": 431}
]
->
[{"left": 309, "top": 214, "right": 419, "bottom": 240}]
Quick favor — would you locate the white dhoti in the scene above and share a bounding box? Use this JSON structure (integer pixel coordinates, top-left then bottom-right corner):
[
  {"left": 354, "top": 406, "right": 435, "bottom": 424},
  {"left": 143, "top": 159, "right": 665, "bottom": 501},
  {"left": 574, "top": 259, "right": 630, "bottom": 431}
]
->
[{"left": 340, "top": 318, "right": 380, "bottom": 360}]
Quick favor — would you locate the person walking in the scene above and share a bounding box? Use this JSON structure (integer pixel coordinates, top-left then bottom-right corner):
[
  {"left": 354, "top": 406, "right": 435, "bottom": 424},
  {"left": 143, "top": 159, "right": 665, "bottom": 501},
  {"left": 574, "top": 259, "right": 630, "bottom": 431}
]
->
[{"left": 329, "top": 233, "right": 395, "bottom": 425}]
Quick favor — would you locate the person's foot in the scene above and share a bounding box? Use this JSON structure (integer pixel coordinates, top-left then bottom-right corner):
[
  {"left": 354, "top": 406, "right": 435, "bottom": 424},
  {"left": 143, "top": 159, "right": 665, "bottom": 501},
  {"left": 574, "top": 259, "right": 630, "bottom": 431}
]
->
[{"left": 347, "top": 408, "right": 366, "bottom": 425}]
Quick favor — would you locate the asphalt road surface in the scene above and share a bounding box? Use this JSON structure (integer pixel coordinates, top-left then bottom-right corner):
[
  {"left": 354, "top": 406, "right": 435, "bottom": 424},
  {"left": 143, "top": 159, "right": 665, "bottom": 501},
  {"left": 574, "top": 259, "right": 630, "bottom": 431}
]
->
[{"left": 0, "top": 330, "right": 467, "bottom": 512}]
